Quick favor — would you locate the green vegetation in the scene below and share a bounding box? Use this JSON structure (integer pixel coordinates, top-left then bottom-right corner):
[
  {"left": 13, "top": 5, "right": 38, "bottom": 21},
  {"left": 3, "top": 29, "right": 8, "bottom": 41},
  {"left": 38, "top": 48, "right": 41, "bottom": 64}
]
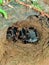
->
[
  {"left": 0, "top": 0, "right": 3, "bottom": 5},
  {"left": 20, "top": 0, "right": 44, "bottom": 11},
  {"left": 0, "top": 0, "right": 7, "bottom": 19},
  {"left": 0, "top": 9, "right": 7, "bottom": 19},
  {"left": 31, "top": 0, "right": 44, "bottom": 11}
]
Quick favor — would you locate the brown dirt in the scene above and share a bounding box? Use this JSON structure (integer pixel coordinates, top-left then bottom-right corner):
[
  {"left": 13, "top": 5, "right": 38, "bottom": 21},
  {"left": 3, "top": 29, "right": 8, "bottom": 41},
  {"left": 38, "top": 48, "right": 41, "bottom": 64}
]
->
[
  {"left": 0, "top": 15, "right": 49, "bottom": 65},
  {"left": 43, "top": 0, "right": 49, "bottom": 5}
]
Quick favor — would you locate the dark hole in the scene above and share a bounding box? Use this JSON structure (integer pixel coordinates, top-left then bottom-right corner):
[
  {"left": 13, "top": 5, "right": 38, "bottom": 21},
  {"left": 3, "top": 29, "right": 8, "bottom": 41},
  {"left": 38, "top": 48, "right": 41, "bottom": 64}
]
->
[
  {"left": 29, "top": 27, "right": 34, "bottom": 30},
  {"left": 34, "top": 15, "right": 39, "bottom": 18},
  {"left": 13, "top": 27, "right": 18, "bottom": 35},
  {"left": 18, "top": 28, "right": 26, "bottom": 39},
  {"left": 47, "top": 18, "right": 49, "bottom": 21},
  {"left": 31, "top": 0, "right": 33, "bottom": 3},
  {"left": 7, "top": 27, "right": 12, "bottom": 31}
]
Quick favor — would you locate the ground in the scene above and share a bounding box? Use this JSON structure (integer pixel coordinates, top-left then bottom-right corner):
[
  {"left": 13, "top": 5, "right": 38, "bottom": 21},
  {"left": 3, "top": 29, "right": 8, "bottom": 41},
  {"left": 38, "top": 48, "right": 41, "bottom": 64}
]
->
[
  {"left": 43, "top": 0, "right": 49, "bottom": 5},
  {"left": 0, "top": 0, "right": 49, "bottom": 65},
  {"left": 0, "top": 15, "right": 49, "bottom": 65}
]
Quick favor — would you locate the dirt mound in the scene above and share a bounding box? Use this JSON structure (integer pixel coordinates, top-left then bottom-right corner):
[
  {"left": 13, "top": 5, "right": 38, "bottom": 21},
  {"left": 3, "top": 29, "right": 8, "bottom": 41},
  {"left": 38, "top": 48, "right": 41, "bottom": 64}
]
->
[{"left": 0, "top": 15, "right": 49, "bottom": 65}]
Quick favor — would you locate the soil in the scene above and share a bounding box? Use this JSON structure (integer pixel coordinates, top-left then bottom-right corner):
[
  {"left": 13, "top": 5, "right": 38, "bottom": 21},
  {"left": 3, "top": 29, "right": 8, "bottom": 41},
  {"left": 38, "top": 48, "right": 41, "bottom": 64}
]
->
[
  {"left": 43, "top": 0, "right": 49, "bottom": 5},
  {"left": 0, "top": 0, "right": 49, "bottom": 65},
  {"left": 0, "top": 15, "right": 49, "bottom": 65}
]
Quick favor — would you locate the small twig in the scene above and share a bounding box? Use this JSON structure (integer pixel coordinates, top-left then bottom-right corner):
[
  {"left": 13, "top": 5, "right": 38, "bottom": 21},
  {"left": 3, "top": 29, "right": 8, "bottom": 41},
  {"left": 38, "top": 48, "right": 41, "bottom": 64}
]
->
[
  {"left": 16, "top": 0, "right": 49, "bottom": 18},
  {"left": 3, "top": 0, "right": 14, "bottom": 8},
  {"left": 7, "top": 4, "right": 14, "bottom": 8}
]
